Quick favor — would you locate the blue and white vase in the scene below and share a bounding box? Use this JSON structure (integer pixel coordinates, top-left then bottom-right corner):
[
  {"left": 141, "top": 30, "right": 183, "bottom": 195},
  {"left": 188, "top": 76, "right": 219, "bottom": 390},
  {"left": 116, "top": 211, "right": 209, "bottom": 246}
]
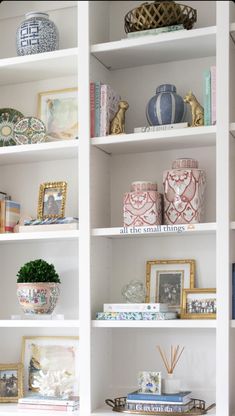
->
[
  {"left": 16, "top": 12, "right": 59, "bottom": 56},
  {"left": 146, "top": 84, "right": 186, "bottom": 125}
]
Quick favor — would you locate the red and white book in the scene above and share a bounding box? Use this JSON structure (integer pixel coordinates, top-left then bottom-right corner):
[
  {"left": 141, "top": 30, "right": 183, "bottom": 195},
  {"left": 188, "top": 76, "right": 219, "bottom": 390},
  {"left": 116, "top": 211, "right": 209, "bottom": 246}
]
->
[
  {"left": 210, "top": 65, "right": 216, "bottom": 125},
  {"left": 90, "top": 82, "right": 95, "bottom": 137},
  {"left": 18, "top": 403, "right": 79, "bottom": 412},
  {"left": 100, "top": 84, "right": 121, "bottom": 136}
]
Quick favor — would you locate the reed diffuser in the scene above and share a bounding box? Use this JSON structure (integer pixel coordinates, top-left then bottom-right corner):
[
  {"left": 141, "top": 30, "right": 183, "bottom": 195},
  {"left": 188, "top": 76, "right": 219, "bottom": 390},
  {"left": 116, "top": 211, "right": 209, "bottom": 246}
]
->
[{"left": 157, "top": 345, "right": 185, "bottom": 394}]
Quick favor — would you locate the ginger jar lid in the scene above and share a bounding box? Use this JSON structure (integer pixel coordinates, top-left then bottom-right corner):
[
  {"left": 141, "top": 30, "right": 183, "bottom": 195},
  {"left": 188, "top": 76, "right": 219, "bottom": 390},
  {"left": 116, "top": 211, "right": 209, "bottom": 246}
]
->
[
  {"left": 172, "top": 158, "right": 199, "bottom": 169},
  {"left": 156, "top": 84, "right": 176, "bottom": 94},
  {"left": 25, "top": 12, "right": 49, "bottom": 19},
  {"left": 131, "top": 181, "right": 157, "bottom": 192}
]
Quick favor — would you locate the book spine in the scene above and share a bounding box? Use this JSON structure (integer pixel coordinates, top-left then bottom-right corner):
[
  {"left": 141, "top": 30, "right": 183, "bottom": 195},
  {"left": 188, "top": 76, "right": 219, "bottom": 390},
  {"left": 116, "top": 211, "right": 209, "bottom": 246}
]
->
[
  {"left": 127, "top": 24, "right": 184, "bottom": 38},
  {"left": 95, "top": 81, "right": 101, "bottom": 137},
  {"left": 127, "top": 393, "right": 188, "bottom": 402},
  {"left": 18, "top": 403, "right": 79, "bottom": 411},
  {"left": 126, "top": 401, "right": 193, "bottom": 412},
  {"left": 203, "top": 69, "right": 211, "bottom": 126},
  {"left": 103, "top": 303, "right": 168, "bottom": 312},
  {"left": 96, "top": 312, "right": 177, "bottom": 320},
  {"left": 0, "top": 200, "right": 5, "bottom": 233},
  {"left": 134, "top": 122, "right": 188, "bottom": 133},
  {"left": 100, "top": 84, "right": 108, "bottom": 136},
  {"left": 18, "top": 397, "right": 79, "bottom": 406},
  {"left": 232, "top": 263, "right": 235, "bottom": 319},
  {"left": 127, "top": 399, "right": 189, "bottom": 405},
  {"left": 90, "top": 82, "right": 95, "bottom": 138},
  {"left": 210, "top": 65, "right": 216, "bottom": 125},
  {"left": 5, "top": 201, "right": 20, "bottom": 233}
]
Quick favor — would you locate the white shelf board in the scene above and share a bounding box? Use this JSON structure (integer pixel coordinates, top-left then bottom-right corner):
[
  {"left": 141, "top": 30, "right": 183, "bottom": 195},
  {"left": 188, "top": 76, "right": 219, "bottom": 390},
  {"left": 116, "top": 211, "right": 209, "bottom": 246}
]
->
[
  {"left": 91, "top": 26, "right": 216, "bottom": 70},
  {"left": 92, "top": 223, "right": 216, "bottom": 238},
  {"left": 92, "top": 320, "right": 216, "bottom": 329},
  {"left": 0, "top": 404, "right": 79, "bottom": 415},
  {"left": 0, "top": 320, "right": 80, "bottom": 328},
  {"left": 0, "top": 230, "right": 79, "bottom": 244},
  {"left": 0, "top": 140, "right": 78, "bottom": 165},
  {"left": 0, "top": 48, "right": 78, "bottom": 85},
  {"left": 91, "top": 126, "right": 216, "bottom": 154}
]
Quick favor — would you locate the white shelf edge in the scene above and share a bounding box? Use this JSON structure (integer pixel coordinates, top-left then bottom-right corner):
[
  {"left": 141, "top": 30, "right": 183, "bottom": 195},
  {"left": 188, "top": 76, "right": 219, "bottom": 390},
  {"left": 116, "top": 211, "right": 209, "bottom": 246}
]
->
[
  {"left": 0, "top": 403, "right": 79, "bottom": 416},
  {"left": 92, "top": 320, "right": 216, "bottom": 329},
  {"left": 0, "top": 319, "right": 80, "bottom": 328},
  {"left": 0, "top": 230, "right": 79, "bottom": 242},
  {"left": 0, "top": 139, "right": 78, "bottom": 156},
  {"left": 91, "top": 26, "right": 216, "bottom": 53},
  {"left": 92, "top": 223, "right": 216, "bottom": 238},
  {"left": 91, "top": 126, "right": 216, "bottom": 154},
  {"left": 0, "top": 47, "right": 78, "bottom": 68}
]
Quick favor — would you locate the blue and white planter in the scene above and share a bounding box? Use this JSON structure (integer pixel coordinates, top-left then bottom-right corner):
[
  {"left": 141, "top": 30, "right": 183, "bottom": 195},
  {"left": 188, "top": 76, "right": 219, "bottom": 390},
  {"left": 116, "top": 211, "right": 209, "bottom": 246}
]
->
[
  {"left": 16, "top": 12, "right": 59, "bottom": 56},
  {"left": 146, "top": 84, "right": 186, "bottom": 126}
]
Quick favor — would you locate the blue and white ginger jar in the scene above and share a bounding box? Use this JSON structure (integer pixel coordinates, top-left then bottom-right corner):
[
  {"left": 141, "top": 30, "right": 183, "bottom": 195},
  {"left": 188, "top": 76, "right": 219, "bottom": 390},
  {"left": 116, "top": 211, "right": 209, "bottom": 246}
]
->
[
  {"left": 146, "top": 84, "right": 186, "bottom": 125},
  {"left": 16, "top": 12, "right": 59, "bottom": 56}
]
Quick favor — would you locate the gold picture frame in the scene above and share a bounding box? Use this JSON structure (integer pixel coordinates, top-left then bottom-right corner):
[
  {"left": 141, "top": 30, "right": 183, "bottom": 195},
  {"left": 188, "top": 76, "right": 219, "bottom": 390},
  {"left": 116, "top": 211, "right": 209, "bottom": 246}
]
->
[
  {"left": 146, "top": 259, "right": 195, "bottom": 312},
  {"left": 37, "top": 181, "right": 67, "bottom": 219},
  {"left": 21, "top": 336, "right": 79, "bottom": 397},
  {"left": 38, "top": 87, "right": 78, "bottom": 141},
  {"left": 181, "top": 288, "right": 216, "bottom": 319},
  {"left": 0, "top": 363, "right": 23, "bottom": 402}
]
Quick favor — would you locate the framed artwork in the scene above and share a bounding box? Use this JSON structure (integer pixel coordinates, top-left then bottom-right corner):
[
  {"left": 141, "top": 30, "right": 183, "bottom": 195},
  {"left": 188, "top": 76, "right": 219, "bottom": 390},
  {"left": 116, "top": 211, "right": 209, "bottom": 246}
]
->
[
  {"left": 38, "top": 88, "right": 78, "bottom": 141},
  {"left": 37, "top": 181, "right": 67, "bottom": 219},
  {"left": 181, "top": 288, "right": 216, "bottom": 319},
  {"left": 146, "top": 259, "right": 195, "bottom": 312},
  {"left": 21, "top": 336, "right": 79, "bottom": 396},
  {"left": 0, "top": 363, "right": 23, "bottom": 402}
]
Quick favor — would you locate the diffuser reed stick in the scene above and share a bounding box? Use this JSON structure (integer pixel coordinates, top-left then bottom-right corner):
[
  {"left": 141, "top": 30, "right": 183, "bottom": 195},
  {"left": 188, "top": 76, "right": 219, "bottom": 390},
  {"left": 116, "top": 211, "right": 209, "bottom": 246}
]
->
[{"left": 157, "top": 345, "right": 184, "bottom": 374}]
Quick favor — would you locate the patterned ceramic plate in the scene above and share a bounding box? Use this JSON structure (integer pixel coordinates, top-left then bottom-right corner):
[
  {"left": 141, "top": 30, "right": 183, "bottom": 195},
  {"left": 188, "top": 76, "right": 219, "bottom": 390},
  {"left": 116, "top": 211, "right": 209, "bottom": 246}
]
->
[
  {"left": 0, "top": 108, "right": 24, "bottom": 146},
  {"left": 13, "top": 117, "right": 46, "bottom": 144}
]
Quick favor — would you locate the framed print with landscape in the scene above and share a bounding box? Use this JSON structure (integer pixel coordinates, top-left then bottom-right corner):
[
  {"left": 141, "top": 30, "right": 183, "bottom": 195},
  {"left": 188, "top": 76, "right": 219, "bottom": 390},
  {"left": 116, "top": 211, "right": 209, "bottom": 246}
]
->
[
  {"left": 21, "top": 336, "right": 79, "bottom": 397},
  {"left": 38, "top": 88, "right": 78, "bottom": 141},
  {"left": 0, "top": 363, "right": 23, "bottom": 402},
  {"left": 181, "top": 288, "right": 216, "bottom": 319},
  {"left": 146, "top": 259, "right": 195, "bottom": 312},
  {"left": 37, "top": 181, "right": 67, "bottom": 219}
]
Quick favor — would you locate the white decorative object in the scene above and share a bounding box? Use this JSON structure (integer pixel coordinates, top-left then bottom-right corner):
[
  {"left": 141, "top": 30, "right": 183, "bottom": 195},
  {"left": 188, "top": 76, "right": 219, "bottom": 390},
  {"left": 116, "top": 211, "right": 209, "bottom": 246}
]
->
[
  {"left": 163, "top": 373, "right": 181, "bottom": 394},
  {"left": 32, "top": 369, "right": 75, "bottom": 398}
]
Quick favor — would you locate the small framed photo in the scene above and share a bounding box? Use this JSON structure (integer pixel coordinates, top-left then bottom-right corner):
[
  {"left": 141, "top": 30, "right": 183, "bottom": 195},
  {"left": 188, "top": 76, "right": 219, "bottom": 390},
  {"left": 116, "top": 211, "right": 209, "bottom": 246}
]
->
[
  {"left": 146, "top": 259, "right": 195, "bottom": 312},
  {"left": 21, "top": 336, "right": 79, "bottom": 397},
  {"left": 181, "top": 288, "right": 216, "bottom": 319},
  {"left": 38, "top": 88, "right": 78, "bottom": 141},
  {"left": 138, "top": 371, "right": 161, "bottom": 394},
  {"left": 0, "top": 363, "right": 23, "bottom": 402},
  {"left": 37, "top": 181, "right": 67, "bottom": 219}
]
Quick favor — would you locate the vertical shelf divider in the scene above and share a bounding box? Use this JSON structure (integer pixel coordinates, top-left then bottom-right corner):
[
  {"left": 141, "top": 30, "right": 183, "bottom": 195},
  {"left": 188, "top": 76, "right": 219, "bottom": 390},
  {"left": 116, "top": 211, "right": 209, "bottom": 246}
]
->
[
  {"left": 78, "top": 2, "right": 92, "bottom": 415},
  {"left": 216, "top": 2, "right": 230, "bottom": 415}
]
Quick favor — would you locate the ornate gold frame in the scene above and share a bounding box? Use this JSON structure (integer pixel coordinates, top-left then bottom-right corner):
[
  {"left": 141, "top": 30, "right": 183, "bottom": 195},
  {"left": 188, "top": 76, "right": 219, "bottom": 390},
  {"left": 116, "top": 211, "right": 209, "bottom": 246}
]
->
[
  {"left": 37, "top": 181, "right": 67, "bottom": 219},
  {"left": 21, "top": 336, "right": 79, "bottom": 395},
  {"left": 181, "top": 288, "right": 216, "bottom": 319},
  {"left": 0, "top": 363, "right": 23, "bottom": 402},
  {"left": 146, "top": 259, "right": 195, "bottom": 309}
]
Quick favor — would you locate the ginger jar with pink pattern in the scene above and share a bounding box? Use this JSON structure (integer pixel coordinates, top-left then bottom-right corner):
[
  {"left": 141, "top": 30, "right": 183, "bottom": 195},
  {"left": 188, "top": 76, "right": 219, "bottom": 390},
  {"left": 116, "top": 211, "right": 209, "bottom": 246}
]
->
[{"left": 163, "top": 158, "right": 206, "bottom": 225}]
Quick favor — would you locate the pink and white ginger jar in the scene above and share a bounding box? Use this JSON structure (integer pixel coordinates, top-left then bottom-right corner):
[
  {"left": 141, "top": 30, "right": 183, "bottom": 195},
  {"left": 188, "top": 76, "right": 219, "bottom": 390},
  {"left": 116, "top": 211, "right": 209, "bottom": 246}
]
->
[
  {"left": 163, "top": 158, "right": 206, "bottom": 225},
  {"left": 17, "top": 282, "right": 60, "bottom": 315},
  {"left": 123, "top": 181, "right": 162, "bottom": 227}
]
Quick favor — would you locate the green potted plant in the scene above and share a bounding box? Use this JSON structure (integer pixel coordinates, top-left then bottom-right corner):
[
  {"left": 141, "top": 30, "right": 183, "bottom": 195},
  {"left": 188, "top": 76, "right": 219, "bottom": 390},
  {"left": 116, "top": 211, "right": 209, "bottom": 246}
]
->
[{"left": 16, "top": 259, "right": 61, "bottom": 315}]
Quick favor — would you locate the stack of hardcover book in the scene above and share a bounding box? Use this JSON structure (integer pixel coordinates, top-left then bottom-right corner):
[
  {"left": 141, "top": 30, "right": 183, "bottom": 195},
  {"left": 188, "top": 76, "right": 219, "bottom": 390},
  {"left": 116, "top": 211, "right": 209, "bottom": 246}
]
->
[
  {"left": 90, "top": 82, "right": 121, "bottom": 137},
  {"left": 125, "top": 390, "right": 193, "bottom": 413},
  {"left": 0, "top": 191, "right": 20, "bottom": 233},
  {"left": 17, "top": 217, "right": 79, "bottom": 233},
  {"left": 96, "top": 303, "right": 178, "bottom": 320},
  {"left": 18, "top": 396, "right": 79, "bottom": 412}
]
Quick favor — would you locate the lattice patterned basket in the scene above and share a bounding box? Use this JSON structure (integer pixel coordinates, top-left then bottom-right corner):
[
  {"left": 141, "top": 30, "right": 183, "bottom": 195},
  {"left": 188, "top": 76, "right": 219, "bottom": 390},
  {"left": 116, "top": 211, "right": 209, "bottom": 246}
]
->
[{"left": 124, "top": 1, "right": 197, "bottom": 33}]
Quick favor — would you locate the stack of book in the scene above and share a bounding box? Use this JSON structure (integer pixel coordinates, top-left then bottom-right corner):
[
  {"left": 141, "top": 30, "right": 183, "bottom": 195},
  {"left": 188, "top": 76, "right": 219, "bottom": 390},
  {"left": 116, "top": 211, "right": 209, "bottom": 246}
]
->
[
  {"left": 96, "top": 303, "right": 178, "bottom": 320},
  {"left": 18, "top": 396, "right": 79, "bottom": 412},
  {"left": 17, "top": 217, "right": 79, "bottom": 233},
  {"left": 0, "top": 191, "right": 20, "bottom": 233},
  {"left": 125, "top": 390, "right": 193, "bottom": 413},
  {"left": 203, "top": 66, "right": 216, "bottom": 126},
  {"left": 126, "top": 25, "right": 185, "bottom": 39},
  {"left": 90, "top": 82, "right": 121, "bottom": 137}
]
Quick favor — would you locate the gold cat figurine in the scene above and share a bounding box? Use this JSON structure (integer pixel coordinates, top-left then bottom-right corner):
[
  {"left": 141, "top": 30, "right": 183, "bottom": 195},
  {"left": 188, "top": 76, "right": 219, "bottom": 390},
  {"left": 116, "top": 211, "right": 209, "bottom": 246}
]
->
[
  {"left": 184, "top": 91, "right": 204, "bottom": 127},
  {"left": 110, "top": 101, "right": 129, "bottom": 135}
]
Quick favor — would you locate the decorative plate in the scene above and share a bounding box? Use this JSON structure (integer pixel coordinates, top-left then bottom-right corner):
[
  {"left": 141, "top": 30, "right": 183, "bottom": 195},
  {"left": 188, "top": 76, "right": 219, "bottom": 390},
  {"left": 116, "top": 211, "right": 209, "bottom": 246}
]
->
[
  {"left": 13, "top": 117, "right": 46, "bottom": 144},
  {"left": 0, "top": 108, "right": 24, "bottom": 146}
]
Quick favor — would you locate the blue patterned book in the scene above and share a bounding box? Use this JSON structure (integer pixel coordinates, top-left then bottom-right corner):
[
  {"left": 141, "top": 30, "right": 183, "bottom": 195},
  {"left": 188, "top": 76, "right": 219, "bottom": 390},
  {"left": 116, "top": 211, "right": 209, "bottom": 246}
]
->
[
  {"left": 96, "top": 312, "right": 177, "bottom": 320},
  {"left": 127, "top": 390, "right": 191, "bottom": 403},
  {"left": 203, "top": 69, "right": 211, "bottom": 125}
]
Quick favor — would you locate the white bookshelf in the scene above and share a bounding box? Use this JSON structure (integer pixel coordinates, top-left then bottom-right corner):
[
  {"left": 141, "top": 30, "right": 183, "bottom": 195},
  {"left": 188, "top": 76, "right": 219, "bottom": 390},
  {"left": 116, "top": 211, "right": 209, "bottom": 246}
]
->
[{"left": 1, "top": 1, "right": 235, "bottom": 416}]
